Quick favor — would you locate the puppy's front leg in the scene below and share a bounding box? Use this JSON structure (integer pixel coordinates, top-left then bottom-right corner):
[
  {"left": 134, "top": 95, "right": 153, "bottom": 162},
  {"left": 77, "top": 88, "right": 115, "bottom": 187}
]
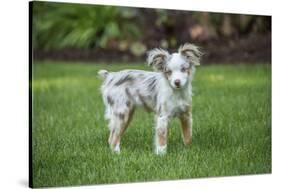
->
[
  {"left": 155, "top": 115, "right": 170, "bottom": 155},
  {"left": 179, "top": 109, "right": 192, "bottom": 145}
]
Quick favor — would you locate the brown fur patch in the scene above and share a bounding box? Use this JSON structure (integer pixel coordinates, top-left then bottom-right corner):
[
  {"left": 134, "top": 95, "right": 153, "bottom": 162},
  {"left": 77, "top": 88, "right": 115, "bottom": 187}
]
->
[
  {"left": 108, "top": 128, "right": 116, "bottom": 145},
  {"left": 152, "top": 54, "right": 167, "bottom": 71},
  {"left": 180, "top": 112, "right": 192, "bottom": 145},
  {"left": 180, "top": 124, "right": 192, "bottom": 145},
  {"left": 157, "top": 127, "right": 167, "bottom": 146},
  {"left": 163, "top": 70, "right": 172, "bottom": 79},
  {"left": 178, "top": 43, "right": 202, "bottom": 66},
  {"left": 182, "top": 49, "right": 200, "bottom": 58},
  {"left": 111, "top": 132, "right": 120, "bottom": 147},
  {"left": 179, "top": 43, "right": 201, "bottom": 58}
]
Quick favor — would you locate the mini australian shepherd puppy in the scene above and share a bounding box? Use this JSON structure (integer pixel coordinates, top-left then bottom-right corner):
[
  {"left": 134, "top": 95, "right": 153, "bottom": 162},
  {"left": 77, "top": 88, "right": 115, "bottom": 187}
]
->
[{"left": 98, "top": 43, "right": 202, "bottom": 155}]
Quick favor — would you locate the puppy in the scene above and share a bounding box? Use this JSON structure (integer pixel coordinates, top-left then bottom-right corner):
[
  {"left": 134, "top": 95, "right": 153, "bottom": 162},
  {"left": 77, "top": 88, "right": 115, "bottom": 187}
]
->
[{"left": 98, "top": 43, "right": 202, "bottom": 154}]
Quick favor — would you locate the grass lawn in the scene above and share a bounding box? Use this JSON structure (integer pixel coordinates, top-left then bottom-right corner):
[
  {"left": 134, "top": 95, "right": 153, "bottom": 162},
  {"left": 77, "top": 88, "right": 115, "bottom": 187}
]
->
[{"left": 31, "top": 61, "right": 271, "bottom": 187}]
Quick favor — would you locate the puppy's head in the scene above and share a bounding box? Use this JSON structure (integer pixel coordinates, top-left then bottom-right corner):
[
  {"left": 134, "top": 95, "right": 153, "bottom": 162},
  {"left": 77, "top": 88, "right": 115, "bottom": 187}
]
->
[{"left": 147, "top": 43, "right": 202, "bottom": 89}]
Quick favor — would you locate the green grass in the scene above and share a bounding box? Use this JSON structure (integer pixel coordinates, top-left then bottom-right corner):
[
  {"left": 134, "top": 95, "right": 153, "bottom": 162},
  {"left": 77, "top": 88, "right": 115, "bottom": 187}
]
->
[{"left": 32, "top": 61, "right": 271, "bottom": 187}]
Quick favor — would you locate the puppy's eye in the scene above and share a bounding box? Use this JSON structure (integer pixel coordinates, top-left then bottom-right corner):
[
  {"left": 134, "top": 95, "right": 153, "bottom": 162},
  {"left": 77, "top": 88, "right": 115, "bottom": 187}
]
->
[
  {"left": 165, "top": 70, "right": 172, "bottom": 76},
  {"left": 181, "top": 67, "right": 187, "bottom": 72}
]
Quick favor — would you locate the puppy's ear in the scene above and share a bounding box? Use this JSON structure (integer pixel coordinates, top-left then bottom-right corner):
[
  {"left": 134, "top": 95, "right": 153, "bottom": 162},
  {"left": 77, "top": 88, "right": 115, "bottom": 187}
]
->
[
  {"left": 147, "top": 48, "right": 170, "bottom": 71},
  {"left": 178, "top": 43, "right": 202, "bottom": 66}
]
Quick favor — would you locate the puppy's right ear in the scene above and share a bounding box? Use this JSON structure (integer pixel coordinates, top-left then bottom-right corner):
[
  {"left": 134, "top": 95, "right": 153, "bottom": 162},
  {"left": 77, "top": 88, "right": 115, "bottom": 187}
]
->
[{"left": 147, "top": 48, "right": 170, "bottom": 71}]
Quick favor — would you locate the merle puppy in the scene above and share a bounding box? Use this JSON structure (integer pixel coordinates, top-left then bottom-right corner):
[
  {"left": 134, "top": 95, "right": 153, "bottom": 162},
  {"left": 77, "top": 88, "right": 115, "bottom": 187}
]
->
[{"left": 98, "top": 43, "right": 202, "bottom": 155}]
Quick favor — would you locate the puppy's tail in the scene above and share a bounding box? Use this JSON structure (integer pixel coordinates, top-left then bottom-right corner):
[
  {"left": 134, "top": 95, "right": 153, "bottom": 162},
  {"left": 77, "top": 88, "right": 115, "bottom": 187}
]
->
[{"left": 98, "top": 70, "right": 109, "bottom": 80}]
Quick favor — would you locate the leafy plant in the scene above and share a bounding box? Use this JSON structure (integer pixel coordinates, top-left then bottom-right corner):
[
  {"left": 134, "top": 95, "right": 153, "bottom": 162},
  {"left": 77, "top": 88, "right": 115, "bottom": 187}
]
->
[{"left": 33, "top": 2, "right": 142, "bottom": 50}]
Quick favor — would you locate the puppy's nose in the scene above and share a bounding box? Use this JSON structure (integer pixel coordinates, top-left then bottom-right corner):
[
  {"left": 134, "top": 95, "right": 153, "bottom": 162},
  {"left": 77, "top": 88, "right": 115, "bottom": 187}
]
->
[{"left": 174, "top": 79, "right": 181, "bottom": 87}]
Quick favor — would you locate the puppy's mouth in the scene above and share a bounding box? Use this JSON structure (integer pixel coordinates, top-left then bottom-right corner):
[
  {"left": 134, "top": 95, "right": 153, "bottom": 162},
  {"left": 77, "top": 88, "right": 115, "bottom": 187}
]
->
[{"left": 173, "top": 85, "right": 182, "bottom": 89}]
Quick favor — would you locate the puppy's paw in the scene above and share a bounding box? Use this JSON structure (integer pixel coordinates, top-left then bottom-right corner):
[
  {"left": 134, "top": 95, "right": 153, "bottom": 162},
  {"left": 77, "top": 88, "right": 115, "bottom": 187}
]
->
[
  {"left": 183, "top": 138, "right": 192, "bottom": 145},
  {"left": 111, "top": 144, "right": 121, "bottom": 154},
  {"left": 155, "top": 145, "right": 167, "bottom": 155}
]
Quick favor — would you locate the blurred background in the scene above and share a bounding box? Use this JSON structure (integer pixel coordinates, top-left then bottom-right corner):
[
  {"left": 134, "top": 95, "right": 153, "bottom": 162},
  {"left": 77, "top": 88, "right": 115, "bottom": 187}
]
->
[{"left": 32, "top": 1, "right": 271, "bottom": 64}]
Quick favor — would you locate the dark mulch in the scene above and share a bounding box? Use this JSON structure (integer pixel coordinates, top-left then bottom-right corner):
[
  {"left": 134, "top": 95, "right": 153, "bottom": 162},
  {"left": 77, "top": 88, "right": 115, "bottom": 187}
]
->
[{"left": 33, "top": 33, "right": 271, "bottom": 64}]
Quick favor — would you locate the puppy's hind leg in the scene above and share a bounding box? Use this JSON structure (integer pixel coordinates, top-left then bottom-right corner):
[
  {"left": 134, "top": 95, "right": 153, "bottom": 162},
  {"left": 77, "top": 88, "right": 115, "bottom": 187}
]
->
[
  {"left": 120, "top": 107, "right": 135, "bottom": 137},
  {"left": 108, "top": 115, "right": 122, "bottom": 153},
  {"left": 108, "top": 109, "right": 132, "bottom": 153}
]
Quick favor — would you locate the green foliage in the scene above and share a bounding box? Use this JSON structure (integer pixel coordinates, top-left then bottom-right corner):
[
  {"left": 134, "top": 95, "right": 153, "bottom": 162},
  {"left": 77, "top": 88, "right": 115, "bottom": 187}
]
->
[
  {"left": 32, "top": 2, "right": 271, "bottom": 51},
  {"left": 33, "top": 2, "right": 142, "bottom": 50},
  {"left": 32, "top": 62, "right": 271, "bottom": 187},
  {"left": 192, "top": 12, "right": 271, "bottom": 37}
]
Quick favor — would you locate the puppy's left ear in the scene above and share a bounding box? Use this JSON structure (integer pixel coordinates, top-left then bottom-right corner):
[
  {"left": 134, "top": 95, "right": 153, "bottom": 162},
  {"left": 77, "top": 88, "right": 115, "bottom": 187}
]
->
[{"left": 179, "top": 43, "right": 203, "bottom": 66}]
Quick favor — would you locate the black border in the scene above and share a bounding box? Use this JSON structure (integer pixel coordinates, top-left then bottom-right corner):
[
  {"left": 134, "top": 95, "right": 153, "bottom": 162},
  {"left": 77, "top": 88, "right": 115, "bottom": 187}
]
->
[{"left": 29, "top": 1, "right": 33, "bottom": 188}]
